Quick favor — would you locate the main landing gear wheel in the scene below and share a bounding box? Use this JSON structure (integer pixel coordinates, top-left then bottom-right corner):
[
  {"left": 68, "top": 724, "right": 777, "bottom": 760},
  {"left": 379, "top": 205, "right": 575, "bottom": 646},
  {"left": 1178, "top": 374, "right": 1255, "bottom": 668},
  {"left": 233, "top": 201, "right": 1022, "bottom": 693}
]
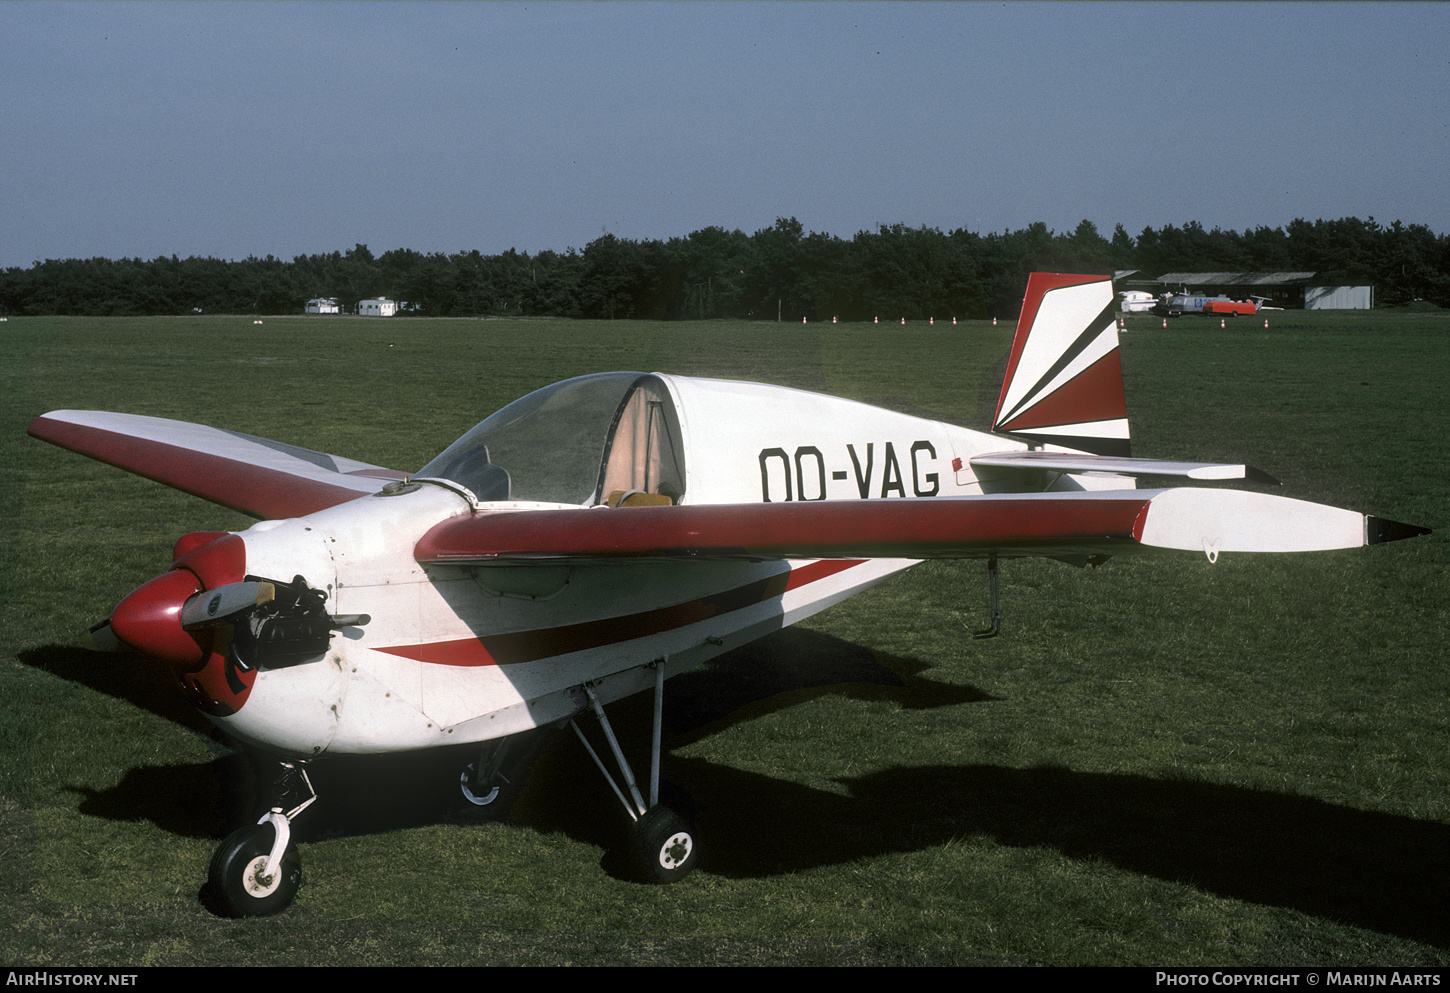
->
[
  {"left": 208, "top": 822, "right": 301, "bottom": 917},
  {"left": 569, "top": 660, "right": 704, "bottom": 884},
  {"left": 456, "top": 728, "right": 550, "bottom": 822},
  {"left": 629, "top": 804, "right": 698, "bottom": 884},
  {"left": 459, "top": 763, "right": 502, "bottom": 808}
]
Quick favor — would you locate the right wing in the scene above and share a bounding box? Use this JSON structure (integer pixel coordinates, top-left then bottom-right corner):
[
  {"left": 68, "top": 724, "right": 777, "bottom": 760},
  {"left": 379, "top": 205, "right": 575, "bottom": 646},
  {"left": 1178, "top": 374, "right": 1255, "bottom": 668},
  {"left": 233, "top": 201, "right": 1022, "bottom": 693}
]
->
[
  {"left": 28, "top": 410, "right": 407, "bottom": 519},
  {"left": 415, "top": 489, "right": 1429, "bottom": 567}
]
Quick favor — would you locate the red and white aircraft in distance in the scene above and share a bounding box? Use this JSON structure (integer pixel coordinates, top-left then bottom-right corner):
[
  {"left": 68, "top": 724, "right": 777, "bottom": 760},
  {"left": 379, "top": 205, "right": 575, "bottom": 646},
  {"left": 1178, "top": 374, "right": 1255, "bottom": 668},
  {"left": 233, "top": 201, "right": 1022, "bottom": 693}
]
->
[{"left": 28, "top": 273, "right": 1428, "bottom": 917}]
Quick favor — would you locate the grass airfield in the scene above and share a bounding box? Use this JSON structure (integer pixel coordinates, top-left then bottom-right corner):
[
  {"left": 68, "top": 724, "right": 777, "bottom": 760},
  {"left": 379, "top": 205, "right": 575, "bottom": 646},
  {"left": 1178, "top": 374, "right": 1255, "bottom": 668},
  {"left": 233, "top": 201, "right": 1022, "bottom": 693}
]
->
[{"left": 1, "top": 309, "right": 1447, "bottom": 966}]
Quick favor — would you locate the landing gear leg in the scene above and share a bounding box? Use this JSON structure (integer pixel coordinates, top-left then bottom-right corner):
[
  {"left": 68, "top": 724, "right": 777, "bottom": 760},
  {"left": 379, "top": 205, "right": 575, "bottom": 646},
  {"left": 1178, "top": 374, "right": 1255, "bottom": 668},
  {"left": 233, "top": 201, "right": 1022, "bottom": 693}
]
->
[
  {"left": 207, "top": 759, "right": 316, "bottom": 917},
  {"left": 570, "top": 659, "right": 698, "bottom": 884}
]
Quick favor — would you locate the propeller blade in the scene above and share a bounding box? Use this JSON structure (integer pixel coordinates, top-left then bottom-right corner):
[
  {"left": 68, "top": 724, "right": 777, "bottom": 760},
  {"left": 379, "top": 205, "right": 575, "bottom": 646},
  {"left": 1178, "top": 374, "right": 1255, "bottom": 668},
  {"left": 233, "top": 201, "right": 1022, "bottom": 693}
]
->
[
  {"left": 179, "top": 581, "right": 275, "bottom": 629},
  {"left": 80, "top": 619, "right": 121, "bottom": 653}
]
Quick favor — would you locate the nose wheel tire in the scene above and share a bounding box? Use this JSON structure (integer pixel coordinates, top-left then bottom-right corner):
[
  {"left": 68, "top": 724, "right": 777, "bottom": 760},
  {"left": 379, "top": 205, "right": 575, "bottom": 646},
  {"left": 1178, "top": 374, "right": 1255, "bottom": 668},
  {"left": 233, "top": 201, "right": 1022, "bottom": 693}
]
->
[
  {"left": 629, "top": 805, "right": 698, "bottom": 884},
  {"left": 208, "top": 823, "right": 302, "bottom": 917}
]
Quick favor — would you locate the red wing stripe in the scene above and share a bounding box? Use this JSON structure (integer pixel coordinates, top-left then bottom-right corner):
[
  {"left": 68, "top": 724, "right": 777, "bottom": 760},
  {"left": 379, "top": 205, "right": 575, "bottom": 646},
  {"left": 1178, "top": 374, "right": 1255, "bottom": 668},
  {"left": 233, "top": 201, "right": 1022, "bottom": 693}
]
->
[
  {"left": 376, "top": 559, "right": 862, "bottom": 666},
  {"left": 415, "top": 496, "right": 1153, "bottom": 564}
]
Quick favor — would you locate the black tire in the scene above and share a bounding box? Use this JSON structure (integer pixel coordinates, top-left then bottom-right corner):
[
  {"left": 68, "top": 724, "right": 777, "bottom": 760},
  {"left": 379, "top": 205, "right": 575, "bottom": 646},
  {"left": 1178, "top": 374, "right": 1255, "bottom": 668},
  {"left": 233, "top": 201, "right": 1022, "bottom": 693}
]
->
[
  {"left": 629, "top": 805, "right": 698, "bottom": 884},
  {"left": 207, "top": 822, "right": 301, "bottom": 917}
]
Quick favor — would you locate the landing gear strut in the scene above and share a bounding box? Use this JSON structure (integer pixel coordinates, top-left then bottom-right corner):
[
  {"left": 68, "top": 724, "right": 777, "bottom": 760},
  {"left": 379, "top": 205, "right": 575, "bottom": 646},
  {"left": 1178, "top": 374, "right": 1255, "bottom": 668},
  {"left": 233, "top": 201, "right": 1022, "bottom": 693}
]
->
[
  {"left": 207, "top": 759, "right": 316, "bottom": 917},
  {"left": 571, "top": 659, "right": 699, "bottom": 884}
]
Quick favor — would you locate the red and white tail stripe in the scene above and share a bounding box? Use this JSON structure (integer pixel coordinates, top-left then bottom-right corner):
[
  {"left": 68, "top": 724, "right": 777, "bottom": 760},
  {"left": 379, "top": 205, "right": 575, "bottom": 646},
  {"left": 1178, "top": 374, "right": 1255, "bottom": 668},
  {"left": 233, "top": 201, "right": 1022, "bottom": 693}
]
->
[{"left": 992, "top": 273, "right": 1129, "bottom": 456}]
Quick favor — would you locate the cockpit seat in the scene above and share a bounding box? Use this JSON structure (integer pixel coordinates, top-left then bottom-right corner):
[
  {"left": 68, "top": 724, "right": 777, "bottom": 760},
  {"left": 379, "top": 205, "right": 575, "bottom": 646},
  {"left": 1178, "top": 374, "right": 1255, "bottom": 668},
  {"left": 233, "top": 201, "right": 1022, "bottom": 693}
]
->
[
  {"left": 441, "top": 446, "right": 511, "bottom": 502},
  {"left": 607, "top": 489, "right": 675, "bottom": 508}
]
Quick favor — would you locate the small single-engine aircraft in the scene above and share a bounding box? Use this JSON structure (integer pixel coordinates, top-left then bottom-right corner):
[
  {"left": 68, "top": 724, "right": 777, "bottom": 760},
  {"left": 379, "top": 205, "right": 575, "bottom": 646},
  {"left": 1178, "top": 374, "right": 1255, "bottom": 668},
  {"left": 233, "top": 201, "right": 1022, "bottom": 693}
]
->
[
  {"left": 1157, "top": 290, "right": 1220, "bottom": 316},
  {"left": 28, "top": 273, "right": 1428, "bottom": 917}
]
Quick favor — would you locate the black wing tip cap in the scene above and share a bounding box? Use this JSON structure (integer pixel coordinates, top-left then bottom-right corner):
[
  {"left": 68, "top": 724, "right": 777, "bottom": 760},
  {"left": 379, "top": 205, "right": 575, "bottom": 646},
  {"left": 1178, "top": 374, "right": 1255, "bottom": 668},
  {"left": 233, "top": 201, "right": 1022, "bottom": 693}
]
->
[{"left": 1367, "top": 516, "right": 1433, "bottom": 545}]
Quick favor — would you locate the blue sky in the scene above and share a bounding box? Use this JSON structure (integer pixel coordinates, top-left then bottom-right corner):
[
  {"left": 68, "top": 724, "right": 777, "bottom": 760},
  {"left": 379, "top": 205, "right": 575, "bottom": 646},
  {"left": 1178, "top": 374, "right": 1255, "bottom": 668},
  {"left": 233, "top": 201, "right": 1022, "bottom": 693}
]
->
[{"left": 3, "top": 1, "right": 1446, "bottom": 267}]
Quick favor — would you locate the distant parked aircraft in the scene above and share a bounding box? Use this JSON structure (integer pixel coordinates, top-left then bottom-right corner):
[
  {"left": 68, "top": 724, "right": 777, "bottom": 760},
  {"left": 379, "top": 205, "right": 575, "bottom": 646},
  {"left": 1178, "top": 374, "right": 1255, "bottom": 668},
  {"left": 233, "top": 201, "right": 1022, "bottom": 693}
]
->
[{"left": 1157, "top": 291, "right": 1260, "bottom": 317}]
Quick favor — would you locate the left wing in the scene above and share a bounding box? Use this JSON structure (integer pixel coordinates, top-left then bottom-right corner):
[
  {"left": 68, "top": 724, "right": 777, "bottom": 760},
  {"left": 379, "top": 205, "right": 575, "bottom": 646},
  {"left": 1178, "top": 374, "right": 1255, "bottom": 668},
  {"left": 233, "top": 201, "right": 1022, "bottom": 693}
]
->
[
  {"left": 28, "top": 410, "right": 406, "bottom": 519},
  {"left": 415, "top": 490, "right": 1428, "bottom": 566}
]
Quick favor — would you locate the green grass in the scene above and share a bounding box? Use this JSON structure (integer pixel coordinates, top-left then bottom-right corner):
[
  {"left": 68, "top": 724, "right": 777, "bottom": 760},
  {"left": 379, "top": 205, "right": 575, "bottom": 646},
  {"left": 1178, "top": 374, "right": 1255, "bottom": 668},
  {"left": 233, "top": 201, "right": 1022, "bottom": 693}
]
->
[{"left": 1, "top": 311, "right": 1447, "bottom": 965}]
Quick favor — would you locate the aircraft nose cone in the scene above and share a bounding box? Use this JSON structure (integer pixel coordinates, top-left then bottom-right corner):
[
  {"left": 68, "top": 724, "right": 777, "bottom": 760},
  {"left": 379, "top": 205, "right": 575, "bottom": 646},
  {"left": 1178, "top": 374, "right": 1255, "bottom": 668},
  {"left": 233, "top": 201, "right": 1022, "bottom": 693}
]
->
[{"left": 109, "top": 569, "right": 206, "bottom": 665}]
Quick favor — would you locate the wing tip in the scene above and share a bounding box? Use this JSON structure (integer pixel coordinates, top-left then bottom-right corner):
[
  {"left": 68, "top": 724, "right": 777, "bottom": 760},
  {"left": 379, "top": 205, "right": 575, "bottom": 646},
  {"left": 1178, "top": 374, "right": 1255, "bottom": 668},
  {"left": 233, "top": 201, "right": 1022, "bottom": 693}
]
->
[{"left": 26, "top": 411, "right": 65, "bottom": 440}]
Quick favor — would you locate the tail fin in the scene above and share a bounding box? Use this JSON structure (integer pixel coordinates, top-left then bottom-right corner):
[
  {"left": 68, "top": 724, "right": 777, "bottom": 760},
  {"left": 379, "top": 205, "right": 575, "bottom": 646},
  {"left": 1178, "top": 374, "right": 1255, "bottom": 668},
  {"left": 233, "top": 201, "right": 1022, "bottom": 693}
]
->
[{"left": 992, "top": 273, "right": 1130, "bottom": 456}]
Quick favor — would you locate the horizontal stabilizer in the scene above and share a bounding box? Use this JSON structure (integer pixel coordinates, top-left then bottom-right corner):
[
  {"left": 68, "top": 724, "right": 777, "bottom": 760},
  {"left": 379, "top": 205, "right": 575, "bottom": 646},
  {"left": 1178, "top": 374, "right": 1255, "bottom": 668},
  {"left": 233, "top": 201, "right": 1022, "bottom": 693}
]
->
[
  {"left": 416, "top": 490, "right": 1426, "bottom": 567},
  {"left": 970, "top": 451, "right": 1279, "bottom": 484},
  {"left": 28, "top": 410, "right": 404, "bottom": 519}
]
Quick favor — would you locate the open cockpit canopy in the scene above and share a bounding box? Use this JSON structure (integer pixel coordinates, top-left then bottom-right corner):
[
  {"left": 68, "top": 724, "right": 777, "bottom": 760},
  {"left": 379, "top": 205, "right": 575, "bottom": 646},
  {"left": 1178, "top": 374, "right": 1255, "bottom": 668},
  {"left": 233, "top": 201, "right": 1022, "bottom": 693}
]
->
[{"left": 415, "top": 373, "right": 685, "bottom": 506}]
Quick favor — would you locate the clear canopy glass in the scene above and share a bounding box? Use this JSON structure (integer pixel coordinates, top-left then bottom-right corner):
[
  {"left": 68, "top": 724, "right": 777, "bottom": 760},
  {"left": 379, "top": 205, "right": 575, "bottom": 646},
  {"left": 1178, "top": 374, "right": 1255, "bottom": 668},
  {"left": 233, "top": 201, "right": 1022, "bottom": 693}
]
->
[{"left": 415, "top": 373, "right": 685, "bottom": 506}]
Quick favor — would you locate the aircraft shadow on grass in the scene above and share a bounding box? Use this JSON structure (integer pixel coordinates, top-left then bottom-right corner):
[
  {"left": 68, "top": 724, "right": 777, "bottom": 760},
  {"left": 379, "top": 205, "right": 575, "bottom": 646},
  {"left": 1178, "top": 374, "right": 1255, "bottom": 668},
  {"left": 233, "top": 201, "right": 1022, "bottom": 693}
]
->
[
  {"left": 20, "top": 626, "right": 982, "bottom": 837},
  {"left": 21, "top": 630, "right": 1449, "bottom": 949}
]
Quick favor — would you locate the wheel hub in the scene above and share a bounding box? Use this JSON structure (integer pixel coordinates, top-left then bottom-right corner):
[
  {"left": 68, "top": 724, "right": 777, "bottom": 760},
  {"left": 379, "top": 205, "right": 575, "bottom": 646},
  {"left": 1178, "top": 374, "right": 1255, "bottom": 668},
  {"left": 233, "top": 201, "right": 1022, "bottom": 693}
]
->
[
  {"left": 460, "top": 766, "right": 501, "bottom": 806},
  {"left": 659, "top": 832, "right": 692, "bottom": 870},
  {"left": 243, "top": 856, "right": 282, "bottom": 897}
]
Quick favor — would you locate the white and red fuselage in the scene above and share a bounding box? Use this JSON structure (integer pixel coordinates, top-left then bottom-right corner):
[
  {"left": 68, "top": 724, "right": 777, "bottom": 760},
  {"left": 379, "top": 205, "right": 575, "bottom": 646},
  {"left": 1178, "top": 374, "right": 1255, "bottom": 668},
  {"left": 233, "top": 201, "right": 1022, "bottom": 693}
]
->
[{"left": 163, "top": 373, "right": 1091, "bottom": 758}]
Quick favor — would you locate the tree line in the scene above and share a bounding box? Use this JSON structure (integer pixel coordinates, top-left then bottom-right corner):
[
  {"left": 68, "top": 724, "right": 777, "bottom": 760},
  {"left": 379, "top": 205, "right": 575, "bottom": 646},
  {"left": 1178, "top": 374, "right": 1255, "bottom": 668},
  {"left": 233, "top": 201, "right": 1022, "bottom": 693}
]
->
[{"left": 3, "top": 216, "right": 1446, "bottom": 320}]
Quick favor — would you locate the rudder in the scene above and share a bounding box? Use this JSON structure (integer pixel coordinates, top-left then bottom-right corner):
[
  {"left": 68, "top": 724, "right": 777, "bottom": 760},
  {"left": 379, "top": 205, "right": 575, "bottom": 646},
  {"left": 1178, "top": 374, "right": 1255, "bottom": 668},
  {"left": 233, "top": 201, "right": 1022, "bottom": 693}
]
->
[{"left": 992, "top": 273, "right": 1129, "bottom": 456}]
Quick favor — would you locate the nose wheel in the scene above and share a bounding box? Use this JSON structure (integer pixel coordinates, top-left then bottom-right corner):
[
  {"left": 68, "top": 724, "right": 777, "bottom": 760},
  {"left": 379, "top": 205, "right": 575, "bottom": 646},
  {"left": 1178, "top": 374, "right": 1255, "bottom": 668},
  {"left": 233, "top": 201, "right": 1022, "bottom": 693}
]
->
[
  {"left": 208, "top": 821, "right": 301, "bottom": 917},
  {"left": 206, "top": 759, "right": 316, "bottom": 917}
]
